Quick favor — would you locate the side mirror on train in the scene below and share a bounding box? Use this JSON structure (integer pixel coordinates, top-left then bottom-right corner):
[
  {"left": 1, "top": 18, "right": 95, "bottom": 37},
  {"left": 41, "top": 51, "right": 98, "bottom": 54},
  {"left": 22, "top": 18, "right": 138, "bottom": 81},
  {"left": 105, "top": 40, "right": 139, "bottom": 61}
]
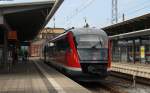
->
[{"left": 48, "top": 42, "right": 54, "bottom": 47}]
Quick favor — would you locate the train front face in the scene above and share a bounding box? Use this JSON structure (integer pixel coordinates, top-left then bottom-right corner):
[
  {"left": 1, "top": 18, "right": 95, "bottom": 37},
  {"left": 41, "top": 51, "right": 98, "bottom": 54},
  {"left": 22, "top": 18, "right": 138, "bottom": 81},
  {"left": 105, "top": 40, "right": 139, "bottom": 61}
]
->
[{"left": 73, "top": 28, "right": 109, "bottom": 78}]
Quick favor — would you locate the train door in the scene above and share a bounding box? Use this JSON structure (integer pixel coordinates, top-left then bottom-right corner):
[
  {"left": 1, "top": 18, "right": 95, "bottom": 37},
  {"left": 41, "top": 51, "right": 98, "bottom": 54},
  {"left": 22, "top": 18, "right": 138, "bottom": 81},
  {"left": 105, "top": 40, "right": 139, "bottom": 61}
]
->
[
  {"left": 118, "top": 40, "right": 128, "bottom": 62},
  {"left": 127, "top": 40, "right": 140, "bottom": 63},
  {"left": 120, "top": 46, "right": 128, "bottom": 62},
  {"left": 55, "top": 37, "right": 70, "bottom": 65},
  {"left": 112, "top": 40, "right": 120, "bottom": 62},
  {"left": 135, "top": 39, "right": 141, "bottom": 63},
  {"left": 127, "top": 41, "right": 134, "bottom": 63},
  {"left": 135, "top": 45, "right": 140, "bottom": 63}
]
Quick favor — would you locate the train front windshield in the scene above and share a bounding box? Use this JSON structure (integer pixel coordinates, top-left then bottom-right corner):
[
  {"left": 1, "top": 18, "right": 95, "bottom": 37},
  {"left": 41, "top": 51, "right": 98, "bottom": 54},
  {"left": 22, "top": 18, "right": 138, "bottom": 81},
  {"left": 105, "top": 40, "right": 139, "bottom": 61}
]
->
[{"left": 75, "top": 34, "right": 108, "bottom": 61}]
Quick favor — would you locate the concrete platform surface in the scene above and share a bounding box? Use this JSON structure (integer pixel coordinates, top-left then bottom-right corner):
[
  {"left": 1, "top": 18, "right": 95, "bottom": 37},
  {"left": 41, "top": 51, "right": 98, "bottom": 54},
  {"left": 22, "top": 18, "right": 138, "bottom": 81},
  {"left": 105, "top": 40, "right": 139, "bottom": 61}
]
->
[
  {"left": 0, "top": 59, "right": 91, "bottom": 93},
  {"left": 0, "top": 61, "right": 50, "bottom": 93},
  {"left": 35, "top": 60, "right": 91, "bottom": 93},
  {"left": 111, "top": 62, "right": 150, "bottom": 79}
]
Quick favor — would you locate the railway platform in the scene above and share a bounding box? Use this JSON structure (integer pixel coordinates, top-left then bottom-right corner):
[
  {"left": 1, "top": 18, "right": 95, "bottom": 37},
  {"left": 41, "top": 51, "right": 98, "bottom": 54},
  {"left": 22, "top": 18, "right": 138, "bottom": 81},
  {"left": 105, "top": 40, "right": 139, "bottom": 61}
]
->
[
  {"left": 0, "top": 58, "right": 90, "bottom": 93},
  {"left": 111, "top": 62, "right": 150, "bottom": 79}
]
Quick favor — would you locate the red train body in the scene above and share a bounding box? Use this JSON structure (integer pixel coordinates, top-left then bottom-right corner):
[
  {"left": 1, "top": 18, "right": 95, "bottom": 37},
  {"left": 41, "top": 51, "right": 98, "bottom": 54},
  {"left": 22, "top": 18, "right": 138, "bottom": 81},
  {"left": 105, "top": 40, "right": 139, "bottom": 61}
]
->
[{"left": 43, "top": 28, "right": 111, "bottom": 79}]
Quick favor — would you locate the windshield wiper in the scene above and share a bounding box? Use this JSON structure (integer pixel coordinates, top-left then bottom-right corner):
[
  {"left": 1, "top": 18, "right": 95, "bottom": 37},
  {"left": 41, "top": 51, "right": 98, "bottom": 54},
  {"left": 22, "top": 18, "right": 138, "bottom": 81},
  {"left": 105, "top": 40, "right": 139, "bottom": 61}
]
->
[{"left": 91, "top": 42, "right": 102, "bottom": 48}]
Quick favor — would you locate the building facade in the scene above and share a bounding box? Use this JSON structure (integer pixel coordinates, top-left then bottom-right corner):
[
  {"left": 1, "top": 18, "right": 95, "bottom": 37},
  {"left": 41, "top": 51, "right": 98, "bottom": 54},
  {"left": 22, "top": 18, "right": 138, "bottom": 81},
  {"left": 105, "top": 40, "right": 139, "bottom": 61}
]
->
[{"left": 29, "top": 28, "right": 65, "bottom": 57}]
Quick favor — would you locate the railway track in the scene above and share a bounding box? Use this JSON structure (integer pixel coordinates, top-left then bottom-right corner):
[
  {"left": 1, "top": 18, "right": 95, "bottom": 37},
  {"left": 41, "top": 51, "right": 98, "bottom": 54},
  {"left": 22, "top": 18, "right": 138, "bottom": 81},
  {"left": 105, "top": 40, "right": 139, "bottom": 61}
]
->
[
  {"left": 77, "top": 77, "right": 129, "bottom": 93},
  {"left": 111, "top": 71, "right": 150, "bottom": 85},
  {"left": 45, "top": 62, "right": 150, "bottom": 93},
  {"left": 78, "top": 75, "right": 150, "bottom": 93},
  {"left": 45, "top": 62, "right": 124, "bottom": 93}
]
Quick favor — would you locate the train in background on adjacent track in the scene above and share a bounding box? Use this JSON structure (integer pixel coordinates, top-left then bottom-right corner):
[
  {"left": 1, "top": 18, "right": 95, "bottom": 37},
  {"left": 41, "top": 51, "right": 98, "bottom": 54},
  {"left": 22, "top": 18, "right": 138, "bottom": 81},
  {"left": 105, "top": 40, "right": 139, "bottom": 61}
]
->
[{"left": 42, "top": 28, "right": 111, "bottom": 79}]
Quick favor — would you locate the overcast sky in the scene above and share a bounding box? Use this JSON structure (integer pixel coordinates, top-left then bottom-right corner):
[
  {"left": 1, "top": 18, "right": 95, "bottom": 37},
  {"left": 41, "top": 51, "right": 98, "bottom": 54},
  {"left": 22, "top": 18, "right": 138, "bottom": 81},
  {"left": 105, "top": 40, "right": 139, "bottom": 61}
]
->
[{"left": 0, "top": 0, "right": 150, "bottom": 29}]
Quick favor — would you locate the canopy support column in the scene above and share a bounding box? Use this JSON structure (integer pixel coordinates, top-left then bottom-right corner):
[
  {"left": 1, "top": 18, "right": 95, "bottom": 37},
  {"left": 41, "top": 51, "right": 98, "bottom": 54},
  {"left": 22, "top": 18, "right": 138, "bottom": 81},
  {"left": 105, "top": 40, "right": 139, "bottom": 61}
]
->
[{"left": 3, "top": 29, "right": 8, "bottom": 67}]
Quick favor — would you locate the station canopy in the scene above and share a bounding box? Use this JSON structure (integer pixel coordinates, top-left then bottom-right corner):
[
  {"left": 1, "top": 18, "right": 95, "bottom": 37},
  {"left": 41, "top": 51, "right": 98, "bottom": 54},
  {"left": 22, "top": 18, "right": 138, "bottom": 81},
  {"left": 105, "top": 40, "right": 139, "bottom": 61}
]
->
[
  {"left": 103, "top": 13, "right": 150, "bottom": 36},
  {"left": 0, "top": 0, "right": 63, "bottom": 41}
]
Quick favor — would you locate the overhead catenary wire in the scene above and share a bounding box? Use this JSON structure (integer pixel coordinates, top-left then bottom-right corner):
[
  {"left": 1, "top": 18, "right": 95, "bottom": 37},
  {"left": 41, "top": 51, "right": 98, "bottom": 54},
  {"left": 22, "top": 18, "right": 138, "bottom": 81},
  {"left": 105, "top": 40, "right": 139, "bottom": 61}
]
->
[
  {"left": 66, "top": 0, "right": 150, "bottom": 27},
  {"left": 118, "top": 3, "right": 150, "bottom": 22},
  {"left": 118, "top": 0, "right": 149, "bottom": 14},
  {"left": 49, "top": 0, "right": 91, "bottom": 28},
  {"left": 64, "top": 0, "right": 96, "bottom": 27},
  {"left": 117, "top": 0, "right": 150, "bottom": 21},
  {"left": 126, "top": 4, "right": 150, "bottom": 15},
  {"left": 66, "top": 0, "right": 91, "bottom": 21}
]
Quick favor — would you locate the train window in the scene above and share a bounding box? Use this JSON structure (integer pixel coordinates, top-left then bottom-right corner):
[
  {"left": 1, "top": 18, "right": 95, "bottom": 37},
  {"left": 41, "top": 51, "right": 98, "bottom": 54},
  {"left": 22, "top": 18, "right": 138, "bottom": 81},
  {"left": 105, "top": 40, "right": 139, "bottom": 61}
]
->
[
  {"left": 77, "top": 48, "right": 108, "bottom": 61},
  {"left": 55, "top": 37, "right": 70, "bottom": 52},
  {"left": 74, "top": 34, "right": 108, "bottom": 61},
  {"left": 76, "top": 35, "right": 103, "bottom": 49}
]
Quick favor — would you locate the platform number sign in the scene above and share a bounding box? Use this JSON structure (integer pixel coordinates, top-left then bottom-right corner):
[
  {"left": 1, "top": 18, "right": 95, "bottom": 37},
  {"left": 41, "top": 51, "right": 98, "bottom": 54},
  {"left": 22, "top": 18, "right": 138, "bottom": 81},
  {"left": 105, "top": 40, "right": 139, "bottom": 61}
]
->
[
  {"left": 140, "top": 46, "right": 145, "bottom": 59},
  {"left": 8, "top": 31, "right": 17, "bottom": 40}
]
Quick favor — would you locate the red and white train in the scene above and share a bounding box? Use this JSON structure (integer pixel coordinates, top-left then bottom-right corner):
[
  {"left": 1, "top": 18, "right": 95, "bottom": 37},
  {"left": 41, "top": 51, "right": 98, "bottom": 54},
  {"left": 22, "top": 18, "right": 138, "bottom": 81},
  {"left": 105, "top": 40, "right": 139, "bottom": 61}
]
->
[{"left": 43, "top": 28, "right": 111, "bottom": 79}]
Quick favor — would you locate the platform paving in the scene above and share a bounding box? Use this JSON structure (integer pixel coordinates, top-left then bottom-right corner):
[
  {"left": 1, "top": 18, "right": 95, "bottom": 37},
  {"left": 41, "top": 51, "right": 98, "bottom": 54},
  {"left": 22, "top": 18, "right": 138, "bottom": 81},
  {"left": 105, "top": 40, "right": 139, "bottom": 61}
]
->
[
  {"left": 0, "top": 61, "right": 52, "bottom": 93},
  {"left": 111, "top": 62, "right": 150, "bottom": 79},
  {"left": 35, "top": 60, "right": 91, "bottom": 93},
  {"left": 0, "top": 59, "right": 91, "bottom": 93}
]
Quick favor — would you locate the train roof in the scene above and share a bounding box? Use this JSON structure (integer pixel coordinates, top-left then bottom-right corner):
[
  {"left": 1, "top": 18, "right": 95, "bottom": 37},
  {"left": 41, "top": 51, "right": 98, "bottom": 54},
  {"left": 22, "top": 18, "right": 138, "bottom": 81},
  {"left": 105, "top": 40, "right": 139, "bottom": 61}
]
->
[
  {"left": 71, "top": 28, "right": 107, "bottom": 36},
  {"left": 48, "top": 28, "right": 108, "bottom": 42}
]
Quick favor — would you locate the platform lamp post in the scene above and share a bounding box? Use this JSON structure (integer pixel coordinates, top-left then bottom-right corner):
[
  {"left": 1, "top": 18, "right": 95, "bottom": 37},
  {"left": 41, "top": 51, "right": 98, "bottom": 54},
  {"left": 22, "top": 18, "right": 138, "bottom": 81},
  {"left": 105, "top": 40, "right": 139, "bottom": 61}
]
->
[{"left": 0, "top": 14, "right": 7, "bottom": 67}]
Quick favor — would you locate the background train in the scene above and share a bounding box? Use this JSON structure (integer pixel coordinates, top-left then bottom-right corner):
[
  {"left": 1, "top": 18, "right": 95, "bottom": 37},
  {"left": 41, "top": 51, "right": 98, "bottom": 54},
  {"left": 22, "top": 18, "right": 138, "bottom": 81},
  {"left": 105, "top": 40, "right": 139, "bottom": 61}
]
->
[{"left": 42, "top": 28, "right": 111, "bottom": 79}]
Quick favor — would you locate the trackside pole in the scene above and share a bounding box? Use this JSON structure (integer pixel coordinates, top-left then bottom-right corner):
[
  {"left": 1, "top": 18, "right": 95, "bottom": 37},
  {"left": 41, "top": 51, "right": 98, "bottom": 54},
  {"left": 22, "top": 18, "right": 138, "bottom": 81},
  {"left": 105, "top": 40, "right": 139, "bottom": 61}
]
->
[
  {"left": 132, "top": 67, "right": 139, "bottom": 88},
  {"left": 108, "top": 39, "right": 112, "bottom": 68},
  {"left": 132, "top": 75, "right": 136, "bottom": 88}
]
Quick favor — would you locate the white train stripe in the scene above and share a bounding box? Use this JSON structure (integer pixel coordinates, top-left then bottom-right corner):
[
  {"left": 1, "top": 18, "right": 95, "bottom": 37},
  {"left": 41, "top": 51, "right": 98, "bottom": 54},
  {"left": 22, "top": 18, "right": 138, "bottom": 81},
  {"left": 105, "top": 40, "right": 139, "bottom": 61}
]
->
[{"left": 49, "top": 60, "right": 82, "bottom": 71}]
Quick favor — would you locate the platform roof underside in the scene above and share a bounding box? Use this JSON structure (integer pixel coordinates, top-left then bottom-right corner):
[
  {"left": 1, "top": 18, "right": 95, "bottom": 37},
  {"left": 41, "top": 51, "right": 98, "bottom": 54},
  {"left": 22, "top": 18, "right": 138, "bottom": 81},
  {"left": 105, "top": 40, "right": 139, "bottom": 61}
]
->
[
  {"left": 103, "top": 13, "right": 150, "bottom": 36},
  {"left": 0, "top": 0, "right": 63, "bottom": 41}
]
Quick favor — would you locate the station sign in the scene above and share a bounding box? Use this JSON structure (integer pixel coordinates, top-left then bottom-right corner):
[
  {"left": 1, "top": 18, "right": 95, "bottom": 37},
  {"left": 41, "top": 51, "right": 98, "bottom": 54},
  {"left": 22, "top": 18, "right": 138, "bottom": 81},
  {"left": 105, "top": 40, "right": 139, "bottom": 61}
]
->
[
  {"left": 8, "top": 31, "right": 17, "bottom": 40},
  {"left": 140, "top": 46, "right": 145, "bottom": 58}
]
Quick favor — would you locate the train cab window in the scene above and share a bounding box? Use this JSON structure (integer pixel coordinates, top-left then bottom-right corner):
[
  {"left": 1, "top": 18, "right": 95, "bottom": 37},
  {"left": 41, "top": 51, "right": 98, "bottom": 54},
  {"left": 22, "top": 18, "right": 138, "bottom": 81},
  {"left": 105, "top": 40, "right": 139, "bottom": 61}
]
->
[
  {"left": 75, "top": 34, "right": 108, "bottom": 61},
  {"left": 55, "top": 37, "right": 70, "bottom": 52},
  {"left": 76, "top": 35, "right": 103, "bottom": 49}
]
